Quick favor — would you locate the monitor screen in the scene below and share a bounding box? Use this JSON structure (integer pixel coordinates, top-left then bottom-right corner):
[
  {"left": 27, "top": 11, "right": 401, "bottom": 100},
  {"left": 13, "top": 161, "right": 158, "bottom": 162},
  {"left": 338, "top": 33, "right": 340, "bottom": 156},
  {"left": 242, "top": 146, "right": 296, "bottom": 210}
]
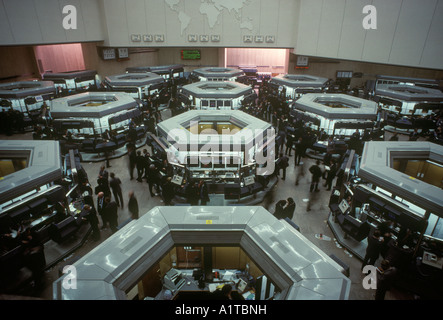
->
[{"left": 339, "top": 199, "right": 350, "bottom": 214}]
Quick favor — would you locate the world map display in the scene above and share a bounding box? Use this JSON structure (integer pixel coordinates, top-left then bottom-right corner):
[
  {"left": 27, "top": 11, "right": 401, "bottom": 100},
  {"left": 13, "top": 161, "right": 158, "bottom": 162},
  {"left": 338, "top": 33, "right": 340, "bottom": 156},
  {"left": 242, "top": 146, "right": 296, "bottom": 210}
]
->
[{"left": 165, "top": 0, "right": 254, "bottom": 36}]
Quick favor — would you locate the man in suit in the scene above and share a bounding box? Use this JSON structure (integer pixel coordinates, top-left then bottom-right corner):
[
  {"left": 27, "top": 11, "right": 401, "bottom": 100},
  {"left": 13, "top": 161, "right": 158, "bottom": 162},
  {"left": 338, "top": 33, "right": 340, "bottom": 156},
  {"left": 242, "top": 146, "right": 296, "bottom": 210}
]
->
[
  {"left": 96, "top": 192, "right": 107, "bottom": 229},
  {"left": 283, "top": 197, "right": 296, "bottom": 220},
  {"left": 128, "top": 191, "right": 139, "bottom": 220},
  {"left": 104, "top": 197, "right": 118, "bottom": 234},
  {"left": 309, "top": 160, "right": 323, "bottom": 192},
  {"left": 109, "top": 172, "right": 124, "bottom": 208}
]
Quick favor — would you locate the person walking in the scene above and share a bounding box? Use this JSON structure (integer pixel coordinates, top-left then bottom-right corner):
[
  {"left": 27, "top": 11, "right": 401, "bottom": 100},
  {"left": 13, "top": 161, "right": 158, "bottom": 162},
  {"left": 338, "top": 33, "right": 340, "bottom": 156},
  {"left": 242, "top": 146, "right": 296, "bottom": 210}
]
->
[
  {"left": 96, "top": 192, "right": 107, "bottom": 229},
  {"left": 136, "top": 150, "right": 145, "bottom": 182},
  {"left": 309, "top": 160, "right": 323, "bottom": 192},
  {"left": 128, "top": 191, "right": 139, "bottom": 220},
  {"left": 104, "top": 197, "right": 119, "bottom": 233},
  {"left": 109, "top": 172, "right": 124, "bottom": 208}
]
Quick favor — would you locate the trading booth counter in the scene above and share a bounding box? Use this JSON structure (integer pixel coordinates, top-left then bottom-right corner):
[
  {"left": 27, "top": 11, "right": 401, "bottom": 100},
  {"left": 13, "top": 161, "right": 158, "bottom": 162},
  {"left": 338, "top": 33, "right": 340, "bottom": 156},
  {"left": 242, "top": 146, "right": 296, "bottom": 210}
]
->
[
  {"left": 0, "top": 80, "right": 56, "bottom": 117},
  {"left": 179, "top": 81, "right": 256, "bottom": 110},
  {"left": 0, "top": 80, "right": 56, "bottom": 100},
  {"left": 0, "top": 140, "right": 62, "bottom": 205},
  {"left": 53, "top": 206, "right": 350, "bottom": 300},
  {"left": 359, "top": 141, "right": 443, "bottom": 214},
  {"left": 269, "top": 74, "right": 329, "bottom": 98},
  {"left": 103, "top": 72, "right": 166, "bottom": 99},
  {"left": 190, "top": 67, "right": 246, "bottom": 82},
  {"left": 293, "top": 93, "right": 378, "bottom": 120},
  {"left": 42, "top": 70, "right": 97, "bottom": 91},
  {"left": 375, "top": 84, "right": 443, "bottom": 116},
  {"left": 50, "top": 91, "right": 139, "bottom": 119},
  {"left": 126, "top": 64, "right": 185, "bottom": 81},
  {"left": 291, "top": 93, "right": 378, "bottom": 137}
]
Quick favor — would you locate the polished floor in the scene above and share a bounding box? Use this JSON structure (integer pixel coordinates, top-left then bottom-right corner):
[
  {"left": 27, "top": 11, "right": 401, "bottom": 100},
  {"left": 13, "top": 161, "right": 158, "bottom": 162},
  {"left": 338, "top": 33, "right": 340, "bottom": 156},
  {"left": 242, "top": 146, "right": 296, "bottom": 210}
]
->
[{"left": 0, "top": 108, "right": 418, "bottom": 300}]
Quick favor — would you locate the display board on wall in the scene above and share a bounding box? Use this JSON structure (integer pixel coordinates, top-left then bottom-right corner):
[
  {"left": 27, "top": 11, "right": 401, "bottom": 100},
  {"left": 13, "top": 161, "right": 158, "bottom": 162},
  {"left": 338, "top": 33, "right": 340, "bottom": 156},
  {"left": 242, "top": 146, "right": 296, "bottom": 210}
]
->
[{"left": 181, "top": 50, "right": 201, "bottom": 60}]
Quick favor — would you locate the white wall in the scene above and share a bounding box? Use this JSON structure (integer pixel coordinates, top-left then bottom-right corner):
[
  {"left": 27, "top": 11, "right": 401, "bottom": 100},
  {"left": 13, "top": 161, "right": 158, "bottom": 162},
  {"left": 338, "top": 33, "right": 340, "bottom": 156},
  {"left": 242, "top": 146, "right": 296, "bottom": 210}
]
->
[
  {"left": 0, "top": 0, "right": 104, "bottom": 45},
  {"left": 295, "top": 0, "right": 443, "bottom": 70},
  {"left": 100, "top": 0, "right": 299, "bottom": 49}
]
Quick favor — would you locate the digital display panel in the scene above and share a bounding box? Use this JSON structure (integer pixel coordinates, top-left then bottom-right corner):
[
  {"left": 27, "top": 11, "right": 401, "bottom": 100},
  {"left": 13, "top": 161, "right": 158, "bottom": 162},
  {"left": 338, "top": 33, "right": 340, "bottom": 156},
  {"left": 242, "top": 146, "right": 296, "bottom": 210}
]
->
[{"left": 181, "top": 50, "right": 201, "bottom": 60}]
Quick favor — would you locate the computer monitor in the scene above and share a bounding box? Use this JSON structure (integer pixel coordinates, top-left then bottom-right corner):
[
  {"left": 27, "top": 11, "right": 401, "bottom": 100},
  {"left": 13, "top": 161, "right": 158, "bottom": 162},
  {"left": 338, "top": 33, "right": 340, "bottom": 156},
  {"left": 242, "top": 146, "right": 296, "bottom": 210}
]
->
[
  {"left": 237, "top": 278, "right": 247, "bottom": 292},
  {"left": 338, "top": 199, "right": 350, "bottom": 214}
]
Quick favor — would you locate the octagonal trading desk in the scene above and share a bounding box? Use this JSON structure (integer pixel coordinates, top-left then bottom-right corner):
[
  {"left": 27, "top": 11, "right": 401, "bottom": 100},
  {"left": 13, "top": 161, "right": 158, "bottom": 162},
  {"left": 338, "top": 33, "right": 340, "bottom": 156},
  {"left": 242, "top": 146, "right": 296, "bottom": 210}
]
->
[
  {"left": 50, "top": 91, "right": 140, "bottom": 136},
  {"left": 291, "top": 93, "right": 378, "bottom": 137},
  {"left": 53, "top": 206, "right": 350, "bottom": 300},
  {"left": 269, "top": 74, "right": 329, "bottom": 99},
  {"left": 126, "top": 64, "right": 185, "bottom": 83},
  {"left": 190, "top": 67, "right": 246, "bottom": 82},
  {"left": 103, "top": 72, "right": 166, "bottom": 99},
  {"left": 179, "top": 81, "right": 256, "bottom": 110}
]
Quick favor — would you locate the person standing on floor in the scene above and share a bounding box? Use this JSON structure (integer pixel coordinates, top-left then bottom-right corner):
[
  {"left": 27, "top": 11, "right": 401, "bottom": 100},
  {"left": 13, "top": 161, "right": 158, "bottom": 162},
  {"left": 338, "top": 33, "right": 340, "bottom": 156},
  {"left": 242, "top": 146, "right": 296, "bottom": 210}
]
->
[
  {"left": 199, "top": 180, "right": 210, "bottom": 206},
  {"left": 127, "top": 144, "right": 137, "bottom": 180},
  {"left": 104, "top": 196, "right": 119, "bottom": 233},
  {"left": 375, "top": 259, "right": 397, "bottom": 300},
  {"left": 96, "top": 192, "right": 107, "bottom": 229},
  {"left": 362, "top": 230, "right": 384, "bottom": 270},
  {"left": 278, "top": 153, "right": 289, "bottom": 180},
  {"left": 128, "top": 191, "right": 139, "bottom": 220},
  {"left": 136, "top": 150, "right": 145, "bottom": 182},
  {"left": 161, "top": 177, "right": 175, "bottom": 206},
  {"left": 325, "top": 159, "right": 338, "bottom": 191},
  {"left": 274, "top": 200, "right": 287, "bottom": 219},
  {"left": 309, "top": 160, "right": 323, "bottom": 192},
  {"left": 283, "top": 197, "right": 296, "bottom": 220},
  {"left": 82, "top": 204, "right": 100, "bottom": 241},
  {"left": 109, "top": 172, "right": 124, "bottom": 209},
  {"left": 294, "top": 137, "right": 304, "bottom": 166}
]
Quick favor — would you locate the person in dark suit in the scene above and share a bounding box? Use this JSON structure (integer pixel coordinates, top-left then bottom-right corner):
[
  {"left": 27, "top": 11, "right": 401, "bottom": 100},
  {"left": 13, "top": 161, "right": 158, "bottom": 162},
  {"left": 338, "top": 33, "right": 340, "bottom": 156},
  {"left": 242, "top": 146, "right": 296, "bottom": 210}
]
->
[
  {"left": 147, "top": 164, "right": 160, "bottom": 197},
  {"left": 362, "top": 229, "right": 384, "bottom": 270},
  {"left": 109, "top": 172, "right": 124, "bottom": 208},
  {"left": 186, "top": 182, "right": 200, "bottom": 205},
  {"left": 212, "top": 284, "right": 232, "bottom": 300},
  {"left": 161, "top": 177, "right": 175, "bottom": 206},
  {"left": 128, "top": 191, "right": 139, "bottom": 220},
  {"left": 199, "top": 180, "right": 210, "bottom": 205},
  {"left": 274, "top": 200, "right": 287, "bottom": 219},
  {"left": 375, "top": 259, "right": 397, "bottom": 300},
  {"left": 294, "top": 137, "right": 304, "bottom": 166},
  {"left": 283, "top": 197, "right": 296, "bottom": 220},
  {"left": 325, "top": 159, "right": 338, "bottom": 191},
  {"left": 96, "top": 192, "right": 107, "bottom": 229},
  {"left": 104, "top": 197, "right": 118, "bottom": 234},
  {"left": 82, "top": 204, "right": 100, "bottom": 241},
  {"left": 309, "top": 160, "right": 322, "bottom": 192},
  {"left": 127, "top": 144, "right": 137, "bottom": 180},
  {"left": 277, "top": 153, "right": 289, "bottom": 180}
]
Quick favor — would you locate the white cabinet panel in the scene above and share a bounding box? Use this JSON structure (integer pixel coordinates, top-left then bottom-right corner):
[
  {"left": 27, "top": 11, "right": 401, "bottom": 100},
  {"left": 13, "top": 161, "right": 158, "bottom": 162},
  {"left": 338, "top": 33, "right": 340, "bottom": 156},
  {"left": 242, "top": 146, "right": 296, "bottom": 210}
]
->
[
  {"left": 316, "top": 0, "right": 346, "bottom": 58},
  {"left": 296, "top": 0, "right": 323, "bottom": 56},
  {"left": 420, "top": 0, "right": 443, "bottom": 69}
]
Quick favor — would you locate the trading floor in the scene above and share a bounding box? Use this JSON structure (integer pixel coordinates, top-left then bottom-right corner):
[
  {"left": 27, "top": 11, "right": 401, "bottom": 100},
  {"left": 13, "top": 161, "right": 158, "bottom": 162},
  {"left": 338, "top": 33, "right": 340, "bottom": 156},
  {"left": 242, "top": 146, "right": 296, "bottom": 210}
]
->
[{"left": 0, "top": 106, "right": 418, "bottom": 301}]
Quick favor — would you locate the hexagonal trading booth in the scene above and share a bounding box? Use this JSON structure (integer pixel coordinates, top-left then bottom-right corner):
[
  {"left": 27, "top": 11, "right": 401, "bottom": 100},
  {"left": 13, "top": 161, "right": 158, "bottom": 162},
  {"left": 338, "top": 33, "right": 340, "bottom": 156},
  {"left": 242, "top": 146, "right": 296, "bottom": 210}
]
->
[
  {"left": 189, "top": 67, "right": 246, "bottom": 83},
  {"left": 291, "top": 93, "right": 379, "bottom": 137},
  {"left": 328, "top": 141, "right": 443, "bottom": 298},
  {"left": 0, "top": 80, "right": 56, "bottom": 118},
  {"left": 178, "top": 81, "right": 256, "bottom": 110},
  {"left": 42, "top": 70, "right": 98, "bottom": 92},
  {"left": 103, "top": 72, "right": 166, "bottom": 100},
  {"left": 53, "top": 206, "right": 351, "bottom": 300},
  {"left": 50, "top": 92, "right": 143, "bottom": 149},
  {"left": 269, "top": 74, "right": 329, "bottom": 99},
  {"left": 149, "top": 110, "right": 276, "bottom": 202},
  {"left": 126, "top": 64, "right": 186, "bottom": 84},
  {"left": 374, "top": 84, "right": 443, "bottom": 132}
]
